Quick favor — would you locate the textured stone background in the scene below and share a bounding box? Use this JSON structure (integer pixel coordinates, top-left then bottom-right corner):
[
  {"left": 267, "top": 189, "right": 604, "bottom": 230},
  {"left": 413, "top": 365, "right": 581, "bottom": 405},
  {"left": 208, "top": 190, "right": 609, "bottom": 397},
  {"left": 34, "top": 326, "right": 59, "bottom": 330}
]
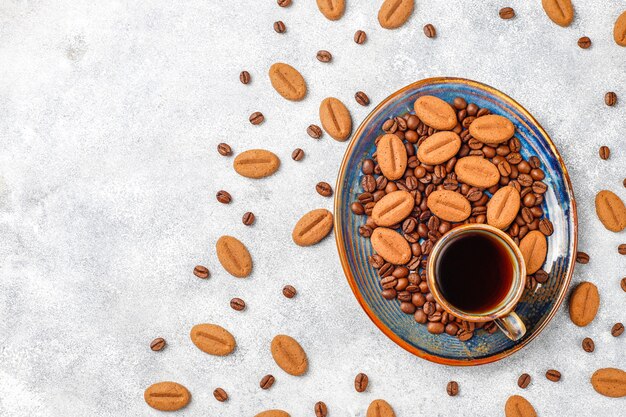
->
[{"left": 0, "top": 1, "right": 624, "bottom": 416}]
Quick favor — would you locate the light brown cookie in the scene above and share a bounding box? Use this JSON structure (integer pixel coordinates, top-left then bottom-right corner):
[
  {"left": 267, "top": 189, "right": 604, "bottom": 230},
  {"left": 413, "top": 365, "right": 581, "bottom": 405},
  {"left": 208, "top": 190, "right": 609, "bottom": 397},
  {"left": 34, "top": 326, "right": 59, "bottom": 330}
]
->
[
  {"left": 454, "top": 156, "right": 500, "bottom": 188},
  {"left": 591, "top": 368, "right": 626, "bottom": 398},
  {"left": 371, "top": 227, "right": 411, "bottom": 265},
  {"left": 271, "top": 335, "right": 308, "bottom": 376},
  {"left": 416, "top": 131, "right": 461, "bottom": 165},
  {"left": 541, "top": 0, "right": 574, "bottom": 27},
  {"left": 504, "top": 395, "right": 537, "bottom": 417},
  {"left": 469, "top": 114, "right": 515, "bottom": 144},
  {"left": 144, "top": 381, "right": 191, "bottom": 411},
  {"left": 190, "top": 323, "right": 236, "bottom": 355},
  {"left": 233, "top": 149, "right": 280, "bottom": 179},
  {"left": 316, "top": 0, "right": 345, "bottom": 21},
  {"left": 615, "top": 11, "right": 626, "bottom": 46},
  {"left": 487, "top": 186, "right": 521, "bottom": 230},
  {"left": 372, "top": 190, "right": 414, "bottom": 226},
  {"left": 269, "top": 63, "right": 306, "bottom": 101},
  {"left": 216, "top": 235, "right": 252, "bottom": 277},
  {"left": 595, "top": 190, "right": 626, "bottom": 232},
  {"left": 367, "top": 399, "right": 396, "bottom": 417},
  {"left": 568, "top": 281, "right": 600, "bottom": 327},
  {"left": 427, "top": 190, "right": 471, "bottom": 222},
  {"left": 413, "top": 95, "right": 457, "bottom": 130},
  {"left": 378, "top": 0, "right": 414, "bottom": 29},
  {"left": 319, "top": 97, "right": 352, "bottom": 141},
  {"left": 376, "top": 133, "right": 407, "bottom": 180},
  {"left": 518, "top": 230, "right": 547, "bottom": 274},
  {"left": 292, "top": 208, "right": 333, "bottom": 246}
]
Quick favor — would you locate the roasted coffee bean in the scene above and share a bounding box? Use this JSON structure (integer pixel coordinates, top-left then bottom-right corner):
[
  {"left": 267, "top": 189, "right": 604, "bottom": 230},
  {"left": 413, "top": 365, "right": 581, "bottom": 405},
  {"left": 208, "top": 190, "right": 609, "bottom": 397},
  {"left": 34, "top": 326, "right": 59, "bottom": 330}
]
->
[
  {"left": 458, "top": 330, "right": 473, "bottom": 341},
  {"left": 423, "top": 23, "right": 436, "bottom": 38},
  {"left": 518, "top": 373, "right": 531, "bottom": 389},
  {"left": 539, "top": 218, "right": 553, "bottom": 236},
  {"left": 291, "top": 148, "right": 304, "bottom": 161},
  {"left": 249, "top": 111, "right": 264, "bottom": 125},
  {"left": 382, "top": 288, "right": 397, "bottom": 299},
  {"left": 216, "top": 190, "right": 232, "bottom": 204},
  {"left": 230, "top": 297, "right": 246, "bottom": 311},
  {"left": 535, "top": 269, "right": 549, "bottom": 284},
  {"left": 260, "top": 374, "right": 275, "bottom": 389},
  {"left": 239, "top": 70, "right": 251, "bottom": 84},
  {"left": 382, "top": 118, "right": 397, "bottom": 133},
  {"left": 499, "top": 7, "right": 515, "bottom": 19},
  {"left": 605, "top": 91, "right": 617, "bottom": 106},
  {"left": 378, "top": 263, "right": 394, "bottom": 277},
  {"left": 307, "top": 124, "right": 323, "bottom": 139},
  {"left": 427, "top": 321, "right": 444, "bottom": 334},
  {"left": 316, "top": 181, "right": 333, "bottom": 197},
  {"left": 193, "top": 265, "right": 209, "bottom": 279},
  {"left": 351, "top": 202, "right": 365, "bottom": 215},
  {"left": 315, "top": 401, "right": 328, "bottom": 417},
  {"left": 576, "top": 251, "right": 590, "bottom": 264},
  {"left": 361, "top": 175, "right": 376, "bottom": 192},
  {"left": 282, "top": 285, "right": 297, "bottom": 298},
  {"left": 599, "top": 146, "right": 610, "bottom": 160},
  {"left": 446, "top": 381, "right": 459, "bottom": 396},
  {"left": 622, "top": 277, "right": 626, "bottom": 292},
  {"left": 578, "top": 36, "right": 591, "bottom": 49},
  {"left": 619, "top": 244, "right": 626, "bottom": 255},
  {"left": 582, "top": 337, "right": 595, "bottom": 352},
  {"left": 316, "top": 50, "right": 332, "bottom": 62},
  {"left": 355, "top": 91, "right": 370, "bottom": 106},
  {"left": 354, "top": 29, "right": 367, "bottom": 44},
  {"left": 150, "top": 337, "right": 166, "bottom": 351},
  {"left": 217, "top": 142, "right": 232, "bottom": 156},
  {"left": 546, "top": 369, "right": 561, "bottom": 382},
  {"left": 273, "top": 20, "right": 286, "bottom": 33},
  {"left": 400, "top": 301, "right": 416, "bottom": 314},
  {"left": 213, "top": 387, "right": 228, "bottom": 402},
  {"left": 355, "top": 373, "right": 369, "bottom": 392},
  {"left": 453, "top": 97, "right": 467, "bottom": 109},
  {"left": 361, "top": 159, "right": 375, "bottom": 175},
  {"left": 242, "top": 211, "right": 255, "bottom": 226},
  {"left": 277, "top": 0, "right": 291, "bottom": 6},
  {"left": 612, "top": 322, "right": 624, "bottom": 337}
]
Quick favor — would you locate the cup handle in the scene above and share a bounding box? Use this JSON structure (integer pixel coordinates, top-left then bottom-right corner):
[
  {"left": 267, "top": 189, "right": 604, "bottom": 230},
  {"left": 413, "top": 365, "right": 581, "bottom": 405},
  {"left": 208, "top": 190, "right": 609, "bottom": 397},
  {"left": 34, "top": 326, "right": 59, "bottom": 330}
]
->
[{"left": 494, "top": 312, "right": 526, "bottom": 341}]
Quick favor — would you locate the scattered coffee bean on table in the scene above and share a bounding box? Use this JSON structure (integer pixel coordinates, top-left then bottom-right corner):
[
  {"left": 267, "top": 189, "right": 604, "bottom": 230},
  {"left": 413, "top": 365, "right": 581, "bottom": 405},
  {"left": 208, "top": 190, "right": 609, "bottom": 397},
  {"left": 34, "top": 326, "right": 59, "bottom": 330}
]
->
[
  {"left": 213, "top": 387, "right": 228, "bottom": 402},
  {"left": 316, "top": 181, "right": 333, "bottom": 197},
  {"left": 230, "top": 297, "right": 246, "bottom": 311},
  {"left": 447, "top": 381, "right": 459, "bottom": 396},
  {"left": 618, "top": 244, "right": 626, "bottom": 255},
  {"left": 612, "top": 322, "right": 624, "bottom": 337},
  {"left": 239, "top": 71, "right": 250, "bottom": 85},
  {"left": 599, "top": 145, "right": 610, "bottom": 160},
  {"left": 605, "top": 91, "right": 617, "bottom": 106},
  {"left": 242, "top": 211, "right": 255, "bottom": 226},
  {"left": 621, "top": 277, "right": 626, "bottom": 292},
  {"left": 355, "top": 372, "right": 369, "bottom": 392},
  {"left": 316, "top": 50, "right": 332, "bottom": 62},
  {"left": 499, "top": 7, "right": 515, "bottom": 19},
  {"left": 354, "top": 29, "right": 367, "bottom": 44},
  {"left": 282, "top": 285, "right": 297, "bottom": 298},
  {"left": 193, "top": 265, "right": 210, "bottom": 279},
  {"left": 355, "top": 91, "right": 370, "bottom": 106},
  {"left": 218, "top": 142, "right": 232, "bottom": 156},
  {"left": 576, "top": 251, "right": 590, "bottom": 264},
  {"left": 314, "top": 401, "right": 328, "bottom": 417},
  {"left": 260, "top": 374, "right": 275, "bottom": 390},
  {"left": 518, "top": 373, "right": 531, "bottom": 388},
  {"left": 292, "top": 148, "right": 305, "bottom": 161},
  {"left": 273, "top": 20, "right": 286, "bottom": 33},
  {"left": 249, "top": 111, "right": 264, "bottom": 125},
  {"left": 150, "top": 337, "right": 166, "bottom": 351},
  {"left": 307, "top": 124, "right": 322, "bottom": 139},
  {"left": 277, "top": 0, "right": 291, "bottom": 7},
  {"left": 216, "top": 190, "right": 232, "bottom": 204},
  {"left": 582, "top": 337, "right": 595, "bottom": 352},
  {"left": 578, "top": 36, "right": 591, "bottom": 49},
  {"left": 423, "top": 23, "right": 436, "bottom": 38},
  {"left": 546, "top": 369, "right": 561, "bottom": 382}
]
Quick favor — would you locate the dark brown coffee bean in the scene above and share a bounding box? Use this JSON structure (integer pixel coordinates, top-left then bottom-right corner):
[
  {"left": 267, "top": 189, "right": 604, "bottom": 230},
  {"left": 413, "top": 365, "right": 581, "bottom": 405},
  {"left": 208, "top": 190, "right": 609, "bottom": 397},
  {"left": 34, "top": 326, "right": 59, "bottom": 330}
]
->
[
  {"left": 213, "top": 387, "right": 228, "bottom": 402},
  {"left": 249, "top": 111, "right": 264, "bottom": 125},
  {"left": 619, "top": 244, "right": 626, "bottom": 255},
  {"left": 622, "top": 277, "right": 626, "bottom": 292},
  {"left": 150, "top": 337, "right": 166, "bottom": 351},
  {"left": 316, "top": 181, "right": 333, "bottom": 197},
  {"left": 218, "top": 142, "right": 232, "bottom": 156},
  {"left": 314, "top": 401, "right": 328, "bottom": 417},
  {"left": 292, "top": 148, "right": 304, "bottom": 161},
  {"left": 277, "top": 0, "right": 291, "bottom": 6},
  {"left": 539, "top": 218, "right": 554, "bottom": 236},
  {"left": 361, "top": 175, "right": 376, "bottom": 192},
  {"left": 282, "top": 285, "right": 296, "bottom": 298},
  {"left": 369, "top": 254, "right": 384, "bottom": 269},
  {"left": 307, "top": 124, "right": 323, "bottom": 139},
  {"left": 582, "top": 337, "right": 595, "bottom": 352},
  {"left": 362, "top": 159, "right": 375, "bottom": 175},
  {"left": 230, "top": 297, "right": 246, "bottom": 311},
  {"left": 359, "top": 225, "right": 373, "bottom": 237},
  {"left": 241, "top": 211, "right": 256, "bottom": 226},
  {"left": 458, "top": 330, "right": 473, "bottom": 341},
  {"left": 576, "top": 251, "right": 590, "bottom": 264},
  {"left": 577, "top": 36, "right": 591, "bottom": 49},
  {"left": 605, "top": 91, "right": 617, "bottom": 106},
  {"left": 317, "top": 50, "right": 332, "bottom": 62},
  {"left": 260, "top": 374, "right": 275, "bottom": 389},
  {"left": 423, "top": 23, "right": 436, "bottom": 38},
  {"left": 599, "top": 146, "right": 610, "bottom": 160},
  {"left": 612, "top": 322, "right": 624, "bottom": 337},
  {"left": 382, "top": 118, "right": 397, "bottom": 133},
  {"left": 354, "top": 29, "right": 367, "bottom": 44},
  {"left": 354, "top": 372, "right": 368, "bottom": 392},
  {"left": 518, "top": 373, "right": 531, "bottom": 388},
  {"left": 535, "top": 269, "right": 549, "bottom": 284},
  {"left": 351, "top": 202, "right": 364, "bottom": 215},
  {"left": 273, "top": 20, "right": 286, "bottom": 33},
  {"left": 239, "top": 71, "right": 251, "bottom": 85},
  {"left": 499, "top": 7, "right": 515, "bottom": 19},
  {"left": 546, "top": 369, "right": 561, "bottom": 382},
  {"left": 355, "top": 91, "right": 370, "bottom": 106},
  {"left": 446, "top": 381, "right": 459, "bottom": 396},
  {"left": 216, "top": 190, "right": 232, "bottom": 204},
  {"left": 193, "top": 265, "right": 209, "bottom": 279}
]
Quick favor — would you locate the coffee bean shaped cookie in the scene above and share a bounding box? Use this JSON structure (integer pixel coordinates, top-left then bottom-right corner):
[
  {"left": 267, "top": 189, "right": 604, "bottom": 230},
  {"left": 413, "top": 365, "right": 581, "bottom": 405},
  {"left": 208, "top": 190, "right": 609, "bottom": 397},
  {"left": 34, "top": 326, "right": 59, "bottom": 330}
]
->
[
  {"left": 377, "top": 133, "right": 407, "bottom": 180},
  {"left": 292, "top": 208, "right": 333, "bottom": 246},
  {"left": 427, "top": 190, "right": 471, "bottom": 222},
  {"left": 595, "top": 190, "right": 626, "bottom": 232},
  {"left": 455, "top": 156, "right": 500, "bottom": 188},
  {"left": 378, "top": 0, "right": 414, "bottom": 29},
  {"left": 144, "top": 381, "right": 191, "bottom": 411},
  {"left": 568, "top": 281, "right": 600, "bottom": 327},
  {"left": 615, "top": 11, "right": 626, "bottom": 46},
  {"left": 190, "top": 323, "right": 236, "bottom": 355},
  {"left": 591, "top": 368, "right": 626, "bottom": 398},
  {"left": 271, "top": 335, "right": 308, "bottom": 376},
  {"left": 216, "top": 235, "right": 252, "bottom": 277},
  {"left": 469, "top": 114, "right": 515, "bottom": 144},
  {"left": 234, "top": 149, "right": 280, "bottom": 179},
  {"left": 319, "top": 97, "right": 352, "bottom": 141},
  {"left": 372, "top": 190, "right": 414, "bottom": 226},
  {"left": 416, "top": 131, "right": 461, "bottom": 165},
  {"left": 413, "top": 95, "right": 457, "bottom": 130},
  {"left": 487, "top": 186, "right": 521, "bottom": 229},
  {"left": 505, "top": 395, "right": 537, "bottom": 417},
  {"left": 541, "top": 0, "right": 574, "bottom": 27},
  {"left": 269, "top": 63, "right": 306, "bottom": 101},
  {"left": 316, "top": 0, "right": 345, "bottom": 21},
  {"left": 518, "top": 230, "right": 547, "bottom": 274},
  {"left": 371, "top": 227, "right": 411, "bottom": 265},
  {"left": 367, "top": 399, "right": 396, "bottom": 417}
]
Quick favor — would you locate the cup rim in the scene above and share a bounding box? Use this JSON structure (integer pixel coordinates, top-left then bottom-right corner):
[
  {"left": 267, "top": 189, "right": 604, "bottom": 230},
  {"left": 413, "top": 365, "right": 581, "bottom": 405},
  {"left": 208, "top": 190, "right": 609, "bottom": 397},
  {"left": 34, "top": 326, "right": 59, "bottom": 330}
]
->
[{"left": 427, "top": 223, "right": 527, "bottom": 322}]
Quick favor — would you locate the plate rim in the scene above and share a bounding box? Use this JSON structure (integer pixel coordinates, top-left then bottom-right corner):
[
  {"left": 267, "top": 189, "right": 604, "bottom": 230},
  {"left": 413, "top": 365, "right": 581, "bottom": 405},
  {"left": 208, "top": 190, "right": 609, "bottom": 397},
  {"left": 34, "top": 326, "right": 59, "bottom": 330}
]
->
[{"left": 333, "top": 77, "right": 578, "bottom": 366}]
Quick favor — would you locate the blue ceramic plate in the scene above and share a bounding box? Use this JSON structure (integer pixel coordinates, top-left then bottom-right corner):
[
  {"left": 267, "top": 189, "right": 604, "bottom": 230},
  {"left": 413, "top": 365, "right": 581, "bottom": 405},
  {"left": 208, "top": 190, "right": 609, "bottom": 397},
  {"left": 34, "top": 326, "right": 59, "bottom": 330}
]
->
[{"left": 334, "top": 78, "right": 578, "bottom": 366}]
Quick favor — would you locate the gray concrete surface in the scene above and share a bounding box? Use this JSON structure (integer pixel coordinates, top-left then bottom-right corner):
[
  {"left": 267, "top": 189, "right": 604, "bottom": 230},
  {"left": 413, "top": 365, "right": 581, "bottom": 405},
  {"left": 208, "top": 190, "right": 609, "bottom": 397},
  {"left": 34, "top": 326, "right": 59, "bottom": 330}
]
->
[{"left": 1, "top": 1, "right": 624, "bottom": 416}]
